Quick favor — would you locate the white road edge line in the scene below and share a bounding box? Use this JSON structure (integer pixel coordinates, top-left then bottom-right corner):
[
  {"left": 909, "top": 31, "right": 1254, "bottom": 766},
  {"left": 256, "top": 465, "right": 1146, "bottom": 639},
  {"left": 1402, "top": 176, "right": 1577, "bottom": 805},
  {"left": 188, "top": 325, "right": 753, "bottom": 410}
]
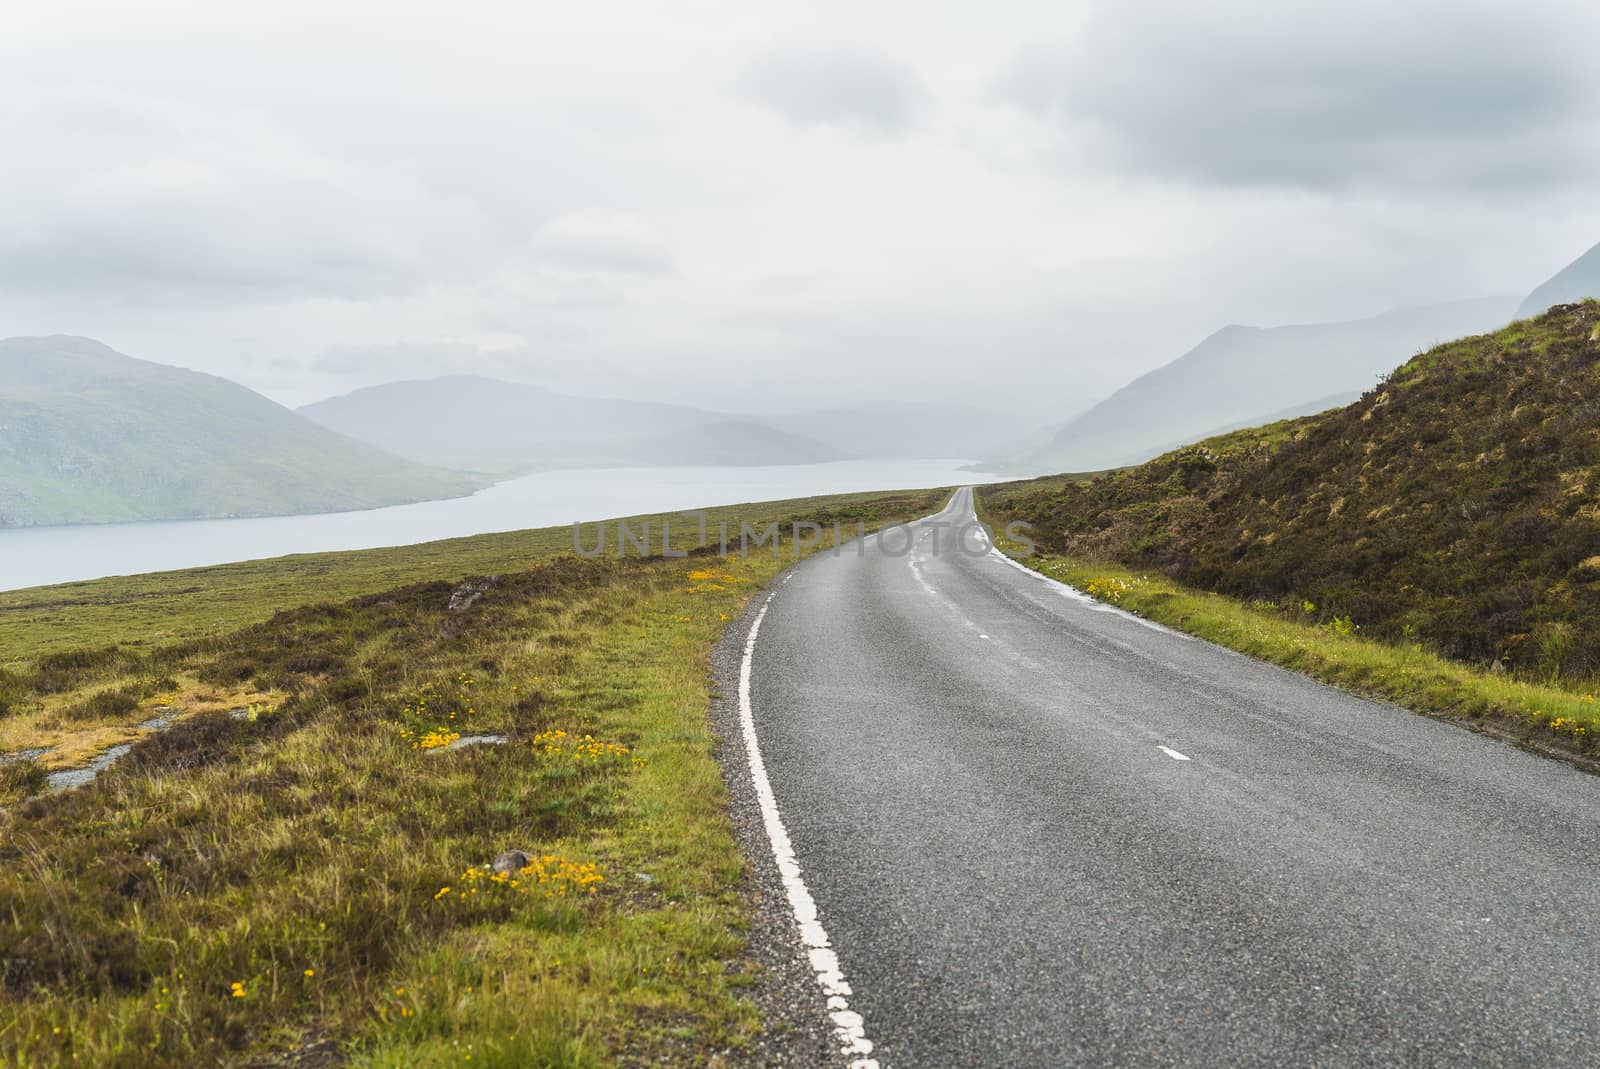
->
[
  {"left": 1158, "top": 745, "right": 1192, "bottom": 762},
  {"left": 740, "top": 591, "right": 880, "bottom": 1069},
  {"left": 971, "top": 505, "right": 1188, "bottom": 638}
]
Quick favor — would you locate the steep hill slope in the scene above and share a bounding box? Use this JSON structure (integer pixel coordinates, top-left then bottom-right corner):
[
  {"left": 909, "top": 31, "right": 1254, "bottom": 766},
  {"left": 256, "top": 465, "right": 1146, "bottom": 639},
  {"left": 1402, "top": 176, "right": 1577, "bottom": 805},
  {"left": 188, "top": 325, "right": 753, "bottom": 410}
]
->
[
  {"left": 0, "top": 336, "right": 478, "bottom": 527},
  {"left": 1006, "top": 297, "right": 1518, "bottom": 474},
  {"left": 1518, "top": 240, "right": 1600, "bottom": 319},
  {"left": 300, "top": 376, "right": 840, "bottom": 471},
  {"left": 983, "top": 302, "right": 1600, "bottom": 680}
]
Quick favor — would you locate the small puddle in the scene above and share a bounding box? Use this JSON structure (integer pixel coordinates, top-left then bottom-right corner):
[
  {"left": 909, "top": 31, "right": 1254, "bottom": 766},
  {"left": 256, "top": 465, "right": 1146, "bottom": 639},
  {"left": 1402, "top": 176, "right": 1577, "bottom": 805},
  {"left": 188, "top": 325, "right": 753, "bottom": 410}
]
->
[
  {"left": 47, "top": 745, "right": 133, "bottom": 792},
  {"left": 41, "top": 709, "right": 185, "bottom": 792},
  {"left": 440, "top": 734, "right": 509, "bottom": 751}
]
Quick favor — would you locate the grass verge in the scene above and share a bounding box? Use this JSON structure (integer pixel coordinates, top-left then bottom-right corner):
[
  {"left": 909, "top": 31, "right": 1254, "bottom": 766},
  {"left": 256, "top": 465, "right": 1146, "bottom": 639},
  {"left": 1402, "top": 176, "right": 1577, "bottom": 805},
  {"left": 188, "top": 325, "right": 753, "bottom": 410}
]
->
[
  {"left": 983, "top": 514, "right": 1600, "bottom": 768},
  {"left": 0, "top": 487, "right": 944, "bottom": 1067}
]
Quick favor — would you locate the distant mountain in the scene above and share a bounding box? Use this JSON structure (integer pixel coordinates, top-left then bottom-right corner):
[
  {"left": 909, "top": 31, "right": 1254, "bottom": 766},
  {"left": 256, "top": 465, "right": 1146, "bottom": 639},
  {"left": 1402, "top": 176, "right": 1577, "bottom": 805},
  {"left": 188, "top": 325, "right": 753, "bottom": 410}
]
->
[
  {"left": 965, "top": 402, "right": 1101, "bottom": 472},
  {"left": 1518, "top": 241, "right": 1600, "bottom": 319},
  {"left": 1001, "top": 297, "right": 1518, "bottom": 474},
  {"left": 984, "top": 300, "right": 1600, "bottom": 676},
  {"left": 0, "top": 336, "right": 479, "bottom": 528},
  {"left": 302, "top": 377, "right": 838, "bottom": 473}
]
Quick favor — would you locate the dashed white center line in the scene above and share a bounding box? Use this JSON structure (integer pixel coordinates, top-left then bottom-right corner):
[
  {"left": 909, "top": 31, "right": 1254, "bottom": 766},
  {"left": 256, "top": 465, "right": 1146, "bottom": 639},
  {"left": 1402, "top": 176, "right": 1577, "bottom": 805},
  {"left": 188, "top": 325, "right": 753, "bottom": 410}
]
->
[{"left": 1158, "top": 745, "right": 1192, "bottom": 762}]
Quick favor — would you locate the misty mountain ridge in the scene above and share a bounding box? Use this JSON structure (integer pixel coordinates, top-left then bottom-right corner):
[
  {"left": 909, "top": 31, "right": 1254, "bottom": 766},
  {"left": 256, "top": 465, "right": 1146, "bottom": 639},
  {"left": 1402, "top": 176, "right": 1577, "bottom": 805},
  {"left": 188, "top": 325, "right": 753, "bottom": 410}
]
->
[
  {"left": 298, "top": 375, "right": 720, "bottom": 472},
  {"left": 0, "top": 336, "right": 480, "bottom": 527},
  {"left": 298, "top": 377, "right": 846, "bottom": 472},
  {"left": 14, "top": 229, "right": 1590, "bottom": 531},
  {"left": 996, "top": 296, "right": 1520, "bottom": 474},
  {"left": 301, "top": 378, "right": 1027, "bottom": 472},
  {"left": 1518, "top": 240, "right": 1600, "bottom": 319}
]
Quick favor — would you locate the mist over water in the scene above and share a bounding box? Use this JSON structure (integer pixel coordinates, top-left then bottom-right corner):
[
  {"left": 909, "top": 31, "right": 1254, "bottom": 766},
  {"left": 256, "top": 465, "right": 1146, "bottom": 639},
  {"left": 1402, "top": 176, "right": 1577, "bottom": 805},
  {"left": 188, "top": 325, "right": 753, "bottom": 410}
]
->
[{"left": 0, "top": 460, "right": 1000, "bottom": 591}]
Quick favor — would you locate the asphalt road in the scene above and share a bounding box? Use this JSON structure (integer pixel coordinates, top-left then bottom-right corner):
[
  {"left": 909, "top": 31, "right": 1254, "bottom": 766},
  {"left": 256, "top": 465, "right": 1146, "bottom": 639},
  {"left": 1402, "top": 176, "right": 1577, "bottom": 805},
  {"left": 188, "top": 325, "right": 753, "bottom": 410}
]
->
[{"left": 744, "top": 487, "right": 1600, "bottom": 1067}]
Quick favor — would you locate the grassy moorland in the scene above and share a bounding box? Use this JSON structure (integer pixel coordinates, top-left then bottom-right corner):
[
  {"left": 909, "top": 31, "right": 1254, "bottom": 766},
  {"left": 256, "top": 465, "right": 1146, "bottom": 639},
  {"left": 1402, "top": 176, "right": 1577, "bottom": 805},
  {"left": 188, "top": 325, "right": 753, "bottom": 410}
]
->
[
  {"left": 982, "top": 302, "right": 1600, "bottom": 763},
  {"left": 0, "top": 486, "right": 944, "bottom": 1068},
  {"left": 0, "top": 492, "right": 933, "bottom": 663}
]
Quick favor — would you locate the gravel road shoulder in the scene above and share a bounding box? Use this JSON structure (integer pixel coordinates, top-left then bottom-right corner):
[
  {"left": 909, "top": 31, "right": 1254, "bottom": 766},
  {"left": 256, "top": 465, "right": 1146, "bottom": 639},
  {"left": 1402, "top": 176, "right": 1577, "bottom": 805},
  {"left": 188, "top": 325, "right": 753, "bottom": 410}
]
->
[{"left": 710, "top": 575, "right": 840, "bottom": 1069}]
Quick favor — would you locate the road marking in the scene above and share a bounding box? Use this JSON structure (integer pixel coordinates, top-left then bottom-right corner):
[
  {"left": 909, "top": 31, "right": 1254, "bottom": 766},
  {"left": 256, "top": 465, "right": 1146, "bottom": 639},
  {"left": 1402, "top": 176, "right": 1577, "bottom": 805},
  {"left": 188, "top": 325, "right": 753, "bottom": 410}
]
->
[
  {"left": 740, "top": 592, "right": 880, "bottom": 1069},
  {"left": 1158, "top": 745, "right": 1191, "bottom": 762},
  {"left": 974, "top": 517, "right": 1188, "bottom": 638}
]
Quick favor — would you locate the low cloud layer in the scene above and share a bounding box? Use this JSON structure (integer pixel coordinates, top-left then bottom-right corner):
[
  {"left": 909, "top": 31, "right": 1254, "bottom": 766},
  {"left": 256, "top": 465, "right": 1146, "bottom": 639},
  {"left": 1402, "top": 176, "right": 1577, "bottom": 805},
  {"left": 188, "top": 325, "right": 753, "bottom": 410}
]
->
[{"left": 2, "top": 0, "right": 1598, "bottom": 413}]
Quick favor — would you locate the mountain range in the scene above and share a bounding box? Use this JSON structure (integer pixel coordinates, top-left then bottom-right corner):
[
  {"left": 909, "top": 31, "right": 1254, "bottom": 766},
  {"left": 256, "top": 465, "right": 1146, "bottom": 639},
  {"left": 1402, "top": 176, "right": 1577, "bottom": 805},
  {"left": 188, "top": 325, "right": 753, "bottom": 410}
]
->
[
  {"left": 298, "top": 378, "right": 1027, "bottom": 473},
  {"left": 0, "top": 336, "right": 479, "bottom": 528},
  {"left": 0, "top": 343, "right": 1033, "bottom": 528},
  {"left": 7, "top": 237, "right": 1600, "bottom": 528},
  {"left": 989, "top": 239, "right": 1600, "bottom": 476},
  {"left": 295, "top": 376, "right": 832, "bottom": 472},
  {"left": 993, "top": 297, "right": 1521, "bottom": 474}
]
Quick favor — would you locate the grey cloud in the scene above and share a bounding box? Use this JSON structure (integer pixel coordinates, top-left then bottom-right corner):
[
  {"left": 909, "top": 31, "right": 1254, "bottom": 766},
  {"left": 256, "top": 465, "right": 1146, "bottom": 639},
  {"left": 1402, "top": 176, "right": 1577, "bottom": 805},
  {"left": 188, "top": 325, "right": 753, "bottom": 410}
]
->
[
  {"left": 740, "top": 42, "right": 926, "bottom": 135},
  {"left": 0, "top": 90, "right": 507, "bottom": 301},
  {"left": 998, "top": 1, "right": 1600, "bottom": 191},
  {"left": 528, "top": 213, "right": 674, "bottom": 276},
  {"left": 0, "top": 210, "right": 420, "bottom": 301}
]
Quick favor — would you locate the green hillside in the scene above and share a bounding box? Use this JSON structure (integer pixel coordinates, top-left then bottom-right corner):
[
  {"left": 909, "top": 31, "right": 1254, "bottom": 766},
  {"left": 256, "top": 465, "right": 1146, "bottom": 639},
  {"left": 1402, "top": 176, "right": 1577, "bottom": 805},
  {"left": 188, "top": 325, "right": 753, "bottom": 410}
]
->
[
  {"left": 984, "top": 302, "right": 1600, "bottom": 681},
  {"left": 0, "top": 337, "right": 480, "bottom": 527}
]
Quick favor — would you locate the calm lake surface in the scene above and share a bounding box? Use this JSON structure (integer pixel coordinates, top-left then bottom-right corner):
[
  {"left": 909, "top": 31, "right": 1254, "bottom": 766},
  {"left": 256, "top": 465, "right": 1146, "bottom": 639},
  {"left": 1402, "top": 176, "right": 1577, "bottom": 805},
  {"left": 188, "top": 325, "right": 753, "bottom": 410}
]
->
[{"left": 0, "top": 460, "right": 1002, "bottom": 592}]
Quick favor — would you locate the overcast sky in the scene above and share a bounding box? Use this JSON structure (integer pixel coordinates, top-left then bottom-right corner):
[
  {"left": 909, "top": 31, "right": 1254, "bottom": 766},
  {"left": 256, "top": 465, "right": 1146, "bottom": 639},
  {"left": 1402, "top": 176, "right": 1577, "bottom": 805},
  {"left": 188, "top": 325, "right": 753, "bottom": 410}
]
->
[{"left": 5, "top": 0, "right": 1599, "bottom": 411}]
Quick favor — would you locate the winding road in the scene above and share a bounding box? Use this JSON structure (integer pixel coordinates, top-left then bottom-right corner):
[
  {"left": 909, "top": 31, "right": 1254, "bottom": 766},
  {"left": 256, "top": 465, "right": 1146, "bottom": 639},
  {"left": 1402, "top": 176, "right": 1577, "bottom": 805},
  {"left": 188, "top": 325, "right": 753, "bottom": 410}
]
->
[{"left": 742, "top": 487, "right": 1600, "bottom": 1067}]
